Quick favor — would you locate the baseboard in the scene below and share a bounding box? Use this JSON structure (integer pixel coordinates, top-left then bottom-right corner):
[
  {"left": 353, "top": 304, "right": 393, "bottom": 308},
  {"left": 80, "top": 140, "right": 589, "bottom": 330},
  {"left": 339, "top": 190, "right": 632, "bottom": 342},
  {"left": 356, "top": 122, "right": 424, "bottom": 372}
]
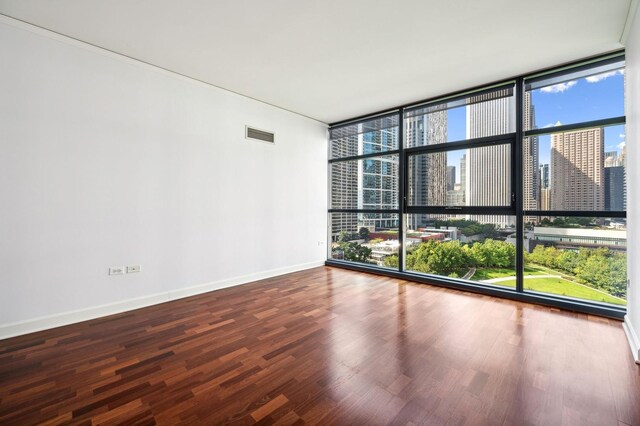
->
[
  {"left": 623, "top": 315, "right": 640, "bottom": 365},
  {"left": 0, "top": 260, "right": 325, "bottom": 341}
]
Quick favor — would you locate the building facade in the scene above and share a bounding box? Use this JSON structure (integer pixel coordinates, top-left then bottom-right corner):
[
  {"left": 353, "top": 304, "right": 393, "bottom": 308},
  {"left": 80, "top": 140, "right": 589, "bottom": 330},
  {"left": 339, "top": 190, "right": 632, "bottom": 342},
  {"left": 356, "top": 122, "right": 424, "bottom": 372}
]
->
[{"left": 550, "top": 128, "right": 604, "bottom": 211}]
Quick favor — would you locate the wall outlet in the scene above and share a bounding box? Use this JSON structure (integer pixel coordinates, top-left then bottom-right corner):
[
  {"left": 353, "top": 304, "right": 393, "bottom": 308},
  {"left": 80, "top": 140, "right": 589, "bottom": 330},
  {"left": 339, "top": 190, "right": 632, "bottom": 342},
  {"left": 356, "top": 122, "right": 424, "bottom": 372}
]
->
[
  {"left": 318, "top": 241, "right": 325, "bottom": 246},
  {"left": 109, "top": 266, "right": 125, "bottom": 275},
  {"left": 126, "top": 265, "right": 141, "bottom": 273}
]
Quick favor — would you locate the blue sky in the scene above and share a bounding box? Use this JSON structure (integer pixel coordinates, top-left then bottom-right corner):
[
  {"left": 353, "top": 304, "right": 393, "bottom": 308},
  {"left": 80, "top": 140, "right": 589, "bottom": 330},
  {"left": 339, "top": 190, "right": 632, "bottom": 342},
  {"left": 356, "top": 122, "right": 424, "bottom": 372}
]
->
[{"left": 443, "top": 71, "right": 625, "bottom": 184}]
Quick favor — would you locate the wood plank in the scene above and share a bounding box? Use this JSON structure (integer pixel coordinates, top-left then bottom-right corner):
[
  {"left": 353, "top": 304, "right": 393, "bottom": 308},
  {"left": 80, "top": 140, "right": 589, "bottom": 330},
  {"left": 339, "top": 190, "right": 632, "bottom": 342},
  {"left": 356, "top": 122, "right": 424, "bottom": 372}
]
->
[{"left": 0, "top": 266, "right": 638, "bottom": 425}]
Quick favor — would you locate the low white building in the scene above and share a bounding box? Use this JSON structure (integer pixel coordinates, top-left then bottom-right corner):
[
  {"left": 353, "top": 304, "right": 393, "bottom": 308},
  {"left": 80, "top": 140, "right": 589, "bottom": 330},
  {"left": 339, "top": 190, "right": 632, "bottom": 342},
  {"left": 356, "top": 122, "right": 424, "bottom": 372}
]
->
[{"left": 533, "top": 227, "right": 627, "bottom": 250}]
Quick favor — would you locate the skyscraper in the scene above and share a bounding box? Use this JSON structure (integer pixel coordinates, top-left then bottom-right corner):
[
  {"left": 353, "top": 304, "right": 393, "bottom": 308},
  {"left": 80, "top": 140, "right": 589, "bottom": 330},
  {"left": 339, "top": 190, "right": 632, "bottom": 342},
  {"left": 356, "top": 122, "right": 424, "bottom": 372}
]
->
[
  {"left": 405, "top": 108, "right": 447, "bottom": 229},
  {"left": 604, "top": 151, "right": 620, "bottom": 167},
  {"left": 604, "top": 150, "right": 626, "bottom": 211},
  {"left": 604, "top": 166, "right": 626, "bottom": 211},
  {"left": 465, "top": 88, "right": 515, "bottom": 227},
  {"left": 522, "top": 91, "right": 539, "bottom": 215},
  {"left": 540, "top": 188, "right": 551, "bottom": 211},
  {"left": 446, "top": 166, "right": 456, "bottom": 191},
  {"left": 330, "top": 131, "right": 359, "bottom": 236},
  {"left": 330, "top": 119, "right": 399, "bottom": 236},
  {"left": 359, "top": 123, "right": 399, "bottom": 229},
  {"left": 550, "top": 128, "right": 604, "bottom": 210},
  {"left": 539, "top": 164, "right": 550, "bottom": 190},
  {"left": 459, "top": 153, "right": 466, "bottom": 202}
]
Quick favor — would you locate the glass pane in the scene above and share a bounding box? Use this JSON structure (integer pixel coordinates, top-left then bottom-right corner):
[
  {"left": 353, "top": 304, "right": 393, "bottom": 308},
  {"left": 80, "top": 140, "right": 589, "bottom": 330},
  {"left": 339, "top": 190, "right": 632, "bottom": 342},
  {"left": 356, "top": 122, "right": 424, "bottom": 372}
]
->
[
  {"left": 331, "top": 155, "right": 399, "bottom": 210},
  {"left": 525, "top": 60, "right": 624, "bottom": 131},
  {"left": 404, "top": 86, "right": 514, "bottom": 148},
  {"left": 523, "top": 217, "right": 626, "bottom": 306},
  {"left": 526, "top": 125, "right": 626, "bottom": 212},
  {"left": 330, "top": 115, "right": 399, "bottom": 159},
  {"left": 329, "top": 213, "right": 399, "bottom": 268},
  {"left": 395, "top": 214, "right": 516, "bottom": 287},
  {"left": 408, "top": 145, "right": 511, "bottom": 207}
]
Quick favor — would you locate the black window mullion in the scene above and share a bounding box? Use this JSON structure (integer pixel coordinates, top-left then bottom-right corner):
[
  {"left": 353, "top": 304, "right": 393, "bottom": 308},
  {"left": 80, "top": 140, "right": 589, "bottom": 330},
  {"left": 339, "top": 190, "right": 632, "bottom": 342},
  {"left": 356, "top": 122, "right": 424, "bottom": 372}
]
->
[
  {"left": 328, "top": 149, "right": 400, "bottom": 164},
  {"left": 515, "top": 77, "right": 525, "bottom": 294},
  {"left": 406, "top": 206, "right": 516, "bottom": 216},
  {"left": 329, "top": 209, "right": 399, "bottom": 214},
  {"left": 404, "top": 133, "right": 515, "bottom": 156},
  {"left": 523, "top": 116, "right": 625, "bottom": 137},
  {"left": 405, "top": 139, "right": 516, "bottom": 212},
  {"left": 398, "top": 111, "right": 405, "bottom": 273},
  {"left": 403, "top": 82, "right": 515, "bottom": 115},
  {"left": 523, "top": 210, "right": 627, "bottom": 218}
]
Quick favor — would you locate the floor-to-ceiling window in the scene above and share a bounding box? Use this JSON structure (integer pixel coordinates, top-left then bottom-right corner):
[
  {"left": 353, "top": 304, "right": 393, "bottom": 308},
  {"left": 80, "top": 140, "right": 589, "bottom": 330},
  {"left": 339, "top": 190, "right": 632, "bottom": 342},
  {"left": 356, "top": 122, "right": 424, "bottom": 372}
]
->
[
  {"left": 327, "top": 54, "right": 627, "bottom": 317},
  {"left": 521, "top": 56, "right": 626, "bottom": 307},
  {"left": 329, "top": 115, "right": 400, "bottom": 266}
]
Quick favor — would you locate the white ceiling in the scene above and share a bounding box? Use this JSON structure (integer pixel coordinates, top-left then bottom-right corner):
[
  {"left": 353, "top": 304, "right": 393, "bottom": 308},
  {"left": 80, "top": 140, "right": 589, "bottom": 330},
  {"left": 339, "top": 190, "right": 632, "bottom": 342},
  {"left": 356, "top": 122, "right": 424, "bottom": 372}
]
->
[{"left": 0, "top": 0, "right": 633, "bottom": 124}]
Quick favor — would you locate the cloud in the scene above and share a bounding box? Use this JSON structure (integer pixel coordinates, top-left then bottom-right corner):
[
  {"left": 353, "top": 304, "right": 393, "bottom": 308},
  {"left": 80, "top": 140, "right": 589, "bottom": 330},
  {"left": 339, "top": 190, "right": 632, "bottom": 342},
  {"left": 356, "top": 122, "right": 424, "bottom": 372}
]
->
[
  {"left": 617, "top": 141, "right": 626, "bottom": 150},
  {"left": 619, "top": 133, "right": 625, "bottom": 138},
  {"left": 585, "top": 69, "right": 624, "bottom": 83},
  {"left": 541, "top": 121, "right": 563, "bottom": 129},
  {"left": 540, "top": 81, "right": 577, "bottom": 93}
]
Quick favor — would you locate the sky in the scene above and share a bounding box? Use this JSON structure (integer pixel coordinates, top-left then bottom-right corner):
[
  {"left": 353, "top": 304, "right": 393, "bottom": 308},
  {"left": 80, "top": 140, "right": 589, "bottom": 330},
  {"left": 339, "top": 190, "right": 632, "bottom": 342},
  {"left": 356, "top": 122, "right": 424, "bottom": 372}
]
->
[{"left": 442, "top": 70, "right": 625, "bottom": 184}]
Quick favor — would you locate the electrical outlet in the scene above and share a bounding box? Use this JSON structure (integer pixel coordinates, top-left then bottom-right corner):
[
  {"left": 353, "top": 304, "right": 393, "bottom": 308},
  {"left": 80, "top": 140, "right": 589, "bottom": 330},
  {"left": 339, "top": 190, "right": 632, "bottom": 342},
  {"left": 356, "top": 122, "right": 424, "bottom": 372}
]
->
[
  {"left": 126, "top": 265, "right": 141, "bottom": 273},
  {"left": 109, "top": 266, "right": 125, "bottom": 275},
  {"left": 318, "top": 241, "right": 325, "bottom": 246}
]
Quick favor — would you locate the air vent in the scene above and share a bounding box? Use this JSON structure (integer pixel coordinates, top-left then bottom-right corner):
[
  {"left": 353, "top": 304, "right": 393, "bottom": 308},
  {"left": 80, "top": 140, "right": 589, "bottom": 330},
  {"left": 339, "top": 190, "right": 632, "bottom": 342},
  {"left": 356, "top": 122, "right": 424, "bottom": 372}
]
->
[{"left": 245, "top": 126, "right": 275, "bottom": 144}]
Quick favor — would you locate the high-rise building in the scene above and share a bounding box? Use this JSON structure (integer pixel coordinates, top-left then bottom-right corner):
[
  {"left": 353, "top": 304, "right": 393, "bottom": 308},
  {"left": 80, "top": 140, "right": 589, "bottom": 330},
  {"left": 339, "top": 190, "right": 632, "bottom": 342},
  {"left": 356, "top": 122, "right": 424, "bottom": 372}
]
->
[
  {"left": 465, "top": 89, "right": 516, "bottom": 227},
  {"left": 523, "top": 91, "right": 539, "bottom": 213},
  {"left": 603, "top": 149, "right": 626, "bottom": 211},
  {"left": 406, "top": 109, "right": 447, "bottom": 229},
  {"left": 550, "top": 128, "right": 604, "bottom": 210},
  {"left": 330, "top": 131, "right": 359, "bottom": 236},
  {"left": 459, "top": 153, "right": 466, "bottom": 203},
  {"left": 330, "top": 120, "right": 399, "bottom": 236},
  {"left": 540, "top": 188, "right": 551, "bottom": 211},
  {"left": 604, "top": 151, "right": 620, "bottom": 167},
  {"left": 359, "top": 125, "right": 399, "bottom": 229},
  {"left": 604, "top": 166, "right": 626, "bottom": 211},
  {"left": 539, "top": 163, "right": 550, "bottom": 189},
  {"left": 446, "top": 166, "right": 456, "bottom": 191}
]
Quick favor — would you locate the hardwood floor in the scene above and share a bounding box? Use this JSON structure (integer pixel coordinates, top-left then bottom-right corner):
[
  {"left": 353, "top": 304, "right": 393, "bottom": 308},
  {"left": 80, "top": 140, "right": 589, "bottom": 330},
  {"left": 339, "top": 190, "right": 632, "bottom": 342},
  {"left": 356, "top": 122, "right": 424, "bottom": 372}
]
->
[{"left": 1, "top": 266, "right": 639, "bottom": 425}]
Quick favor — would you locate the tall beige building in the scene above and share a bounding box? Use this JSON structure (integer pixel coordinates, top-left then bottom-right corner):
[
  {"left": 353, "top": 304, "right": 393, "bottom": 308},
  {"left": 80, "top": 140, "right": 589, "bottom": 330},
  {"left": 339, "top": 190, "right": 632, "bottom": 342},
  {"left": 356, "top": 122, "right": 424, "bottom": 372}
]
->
[
  {"left": 465, "top": 89, "right": 539, "bottom": 226},
  {"left": 522, "top": 91, "right": 539, "bottom": 212},
  {"left": 466, "top": 88, "right": 515, "bottom": 227},
  {"left": 540, "top": 188, "right": 551, "bottom": 211},
  {"left": 550, "top": 128, "right": 604, "bottom": 210}
]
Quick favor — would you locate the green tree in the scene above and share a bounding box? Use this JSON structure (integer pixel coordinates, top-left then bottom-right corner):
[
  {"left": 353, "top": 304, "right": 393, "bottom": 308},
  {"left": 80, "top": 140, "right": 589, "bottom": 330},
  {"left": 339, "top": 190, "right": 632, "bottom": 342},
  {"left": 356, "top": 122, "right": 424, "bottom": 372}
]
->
[
  {"left": 358, "top": 227, "right": 370, "bottom": 241},
  {"left": 406, "top": 240, "right": 472, "bottom": 274},
  {"left": 468, "top": 239, "right": 514, "bottom": 268},
  {"left": 340, "top": 242, "right": 372, "bottom": 263},
  {"left": 337, "top": 230, "right": 351, "bottom": 243},
  {"left": 384, "top": 254, "right": 399, "bottom": 268}
]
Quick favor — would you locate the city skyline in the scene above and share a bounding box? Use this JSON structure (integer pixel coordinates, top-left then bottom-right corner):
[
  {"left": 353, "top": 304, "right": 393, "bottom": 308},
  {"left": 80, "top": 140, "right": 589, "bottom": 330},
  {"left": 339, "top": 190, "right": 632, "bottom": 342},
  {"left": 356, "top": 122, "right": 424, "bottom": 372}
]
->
[{"left": 330, "top": 67, "right": 626, "bottom": 237}]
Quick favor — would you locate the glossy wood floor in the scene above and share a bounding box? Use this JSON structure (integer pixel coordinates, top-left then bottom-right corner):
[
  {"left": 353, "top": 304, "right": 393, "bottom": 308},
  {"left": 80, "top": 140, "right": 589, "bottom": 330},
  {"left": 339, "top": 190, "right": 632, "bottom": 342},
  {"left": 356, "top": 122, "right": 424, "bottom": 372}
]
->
[{"left": 1, "top": 267, "right": 639, "bottom": 425}]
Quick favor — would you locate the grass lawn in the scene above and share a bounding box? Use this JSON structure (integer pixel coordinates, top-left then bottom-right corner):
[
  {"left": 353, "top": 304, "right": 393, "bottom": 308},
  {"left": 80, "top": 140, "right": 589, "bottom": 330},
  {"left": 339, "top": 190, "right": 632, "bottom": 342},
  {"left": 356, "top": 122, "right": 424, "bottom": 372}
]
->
[
  {"left": 492, "top": 277, "right": 626, "bottom": 306},
  {"left": 524, "top": 263, "right": 584, "bottom": 282},
  {"left": 470, "top": 266, "right": 547, "bottom": 281}
]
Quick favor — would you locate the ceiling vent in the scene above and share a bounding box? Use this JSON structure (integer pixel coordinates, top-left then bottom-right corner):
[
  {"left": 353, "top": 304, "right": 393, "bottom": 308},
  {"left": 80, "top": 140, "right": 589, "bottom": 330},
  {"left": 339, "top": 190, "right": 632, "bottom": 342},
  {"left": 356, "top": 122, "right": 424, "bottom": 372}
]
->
[{"left": 245, "top": 126, "right": 275, "bottom": 144}]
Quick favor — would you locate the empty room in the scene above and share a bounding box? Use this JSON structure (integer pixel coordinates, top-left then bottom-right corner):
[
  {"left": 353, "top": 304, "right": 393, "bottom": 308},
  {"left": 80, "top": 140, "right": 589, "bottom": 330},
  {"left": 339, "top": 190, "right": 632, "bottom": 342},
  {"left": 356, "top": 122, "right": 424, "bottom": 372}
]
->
[{"left": 1, "top": 1, "right": 639, "bottom": 425}]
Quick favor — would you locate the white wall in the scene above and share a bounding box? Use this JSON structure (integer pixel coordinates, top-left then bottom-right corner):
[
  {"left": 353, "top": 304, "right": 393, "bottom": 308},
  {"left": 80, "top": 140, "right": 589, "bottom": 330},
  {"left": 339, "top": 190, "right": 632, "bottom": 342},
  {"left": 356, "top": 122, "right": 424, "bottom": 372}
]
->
[
  {"left": 0, "top": 18, "right": 328, "bottom": 338},
  {"left": 624, "top": 4, "right": 640, "bottom": 364}
]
